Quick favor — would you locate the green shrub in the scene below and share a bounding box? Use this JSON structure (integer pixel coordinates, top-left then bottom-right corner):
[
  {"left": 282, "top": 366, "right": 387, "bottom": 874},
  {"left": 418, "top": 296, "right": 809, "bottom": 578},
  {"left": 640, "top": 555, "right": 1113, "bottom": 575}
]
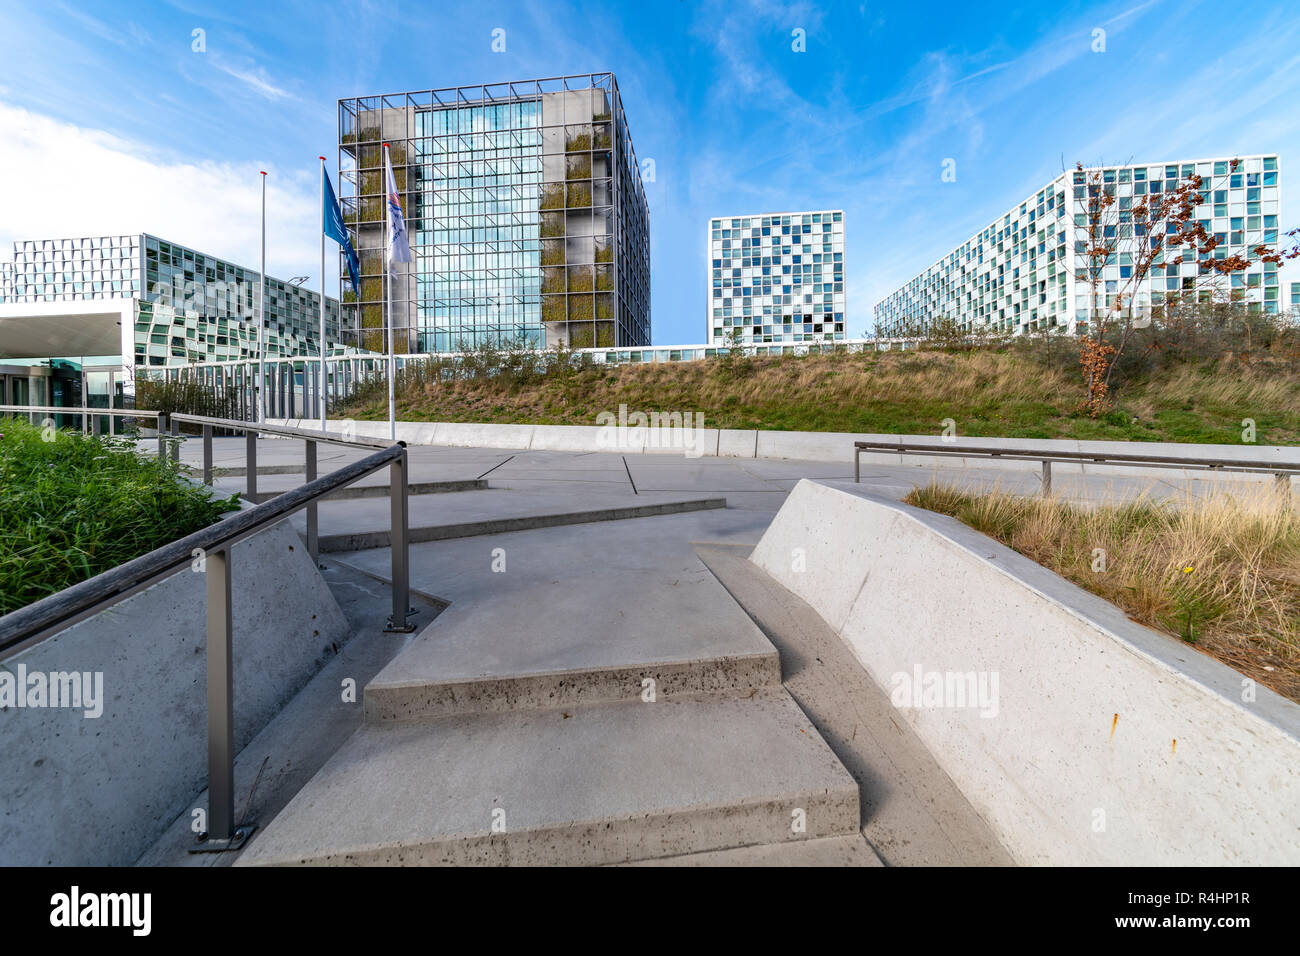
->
[
  {"left": 135, "top": 378, "right": 240, "bottom": 426},
  {"left": 0, "top": 419, "right": 239, "bottom": 614}
]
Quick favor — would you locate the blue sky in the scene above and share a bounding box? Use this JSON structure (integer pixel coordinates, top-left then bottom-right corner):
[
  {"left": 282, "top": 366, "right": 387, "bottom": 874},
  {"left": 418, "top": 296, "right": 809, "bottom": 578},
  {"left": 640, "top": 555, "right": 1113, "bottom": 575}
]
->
[{"left": 1, "top": 0, "right": 1298, "bottom": 342}]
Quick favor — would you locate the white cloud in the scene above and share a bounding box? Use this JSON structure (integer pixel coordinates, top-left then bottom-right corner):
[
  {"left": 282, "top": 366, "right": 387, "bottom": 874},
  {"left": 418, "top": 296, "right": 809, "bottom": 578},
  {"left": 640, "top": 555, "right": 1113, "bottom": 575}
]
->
[{"left": 0, "top": 100, "right": 324, "bottom": 290}]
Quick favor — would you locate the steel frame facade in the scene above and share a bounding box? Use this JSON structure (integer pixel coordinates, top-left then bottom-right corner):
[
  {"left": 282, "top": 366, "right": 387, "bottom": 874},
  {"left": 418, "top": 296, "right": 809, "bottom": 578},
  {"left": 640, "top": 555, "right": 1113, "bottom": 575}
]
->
[{"left": 337, "top": 72, "right": 651, "bottom": 354}]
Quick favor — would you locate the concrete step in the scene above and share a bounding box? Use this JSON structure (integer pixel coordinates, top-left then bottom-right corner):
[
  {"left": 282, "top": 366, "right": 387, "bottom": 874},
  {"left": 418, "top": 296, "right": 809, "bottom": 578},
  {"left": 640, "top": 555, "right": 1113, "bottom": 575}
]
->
[
  {"left": 234, "top": 477, "right": 488, "bottom": 504},
  {"left": 211, "top": 463, "right": 304, "bottom": 478},
  {"left": 325, "top": 510, "right": 779, "bottom": 720},
  {"left": 235, "top": 689, "right": 860, "bottom": 867},
  {"left": 290, "top": 487, "right": 726, "bottom": 552},
  {"left": 617, "top": 833, "right": 884, "bottom": 866},
  {"left": 694, "top": 542, "right": 1014, "bottom": 866},
  {"left": 363, "top": 596, "right": 779, "bottom": 720}
]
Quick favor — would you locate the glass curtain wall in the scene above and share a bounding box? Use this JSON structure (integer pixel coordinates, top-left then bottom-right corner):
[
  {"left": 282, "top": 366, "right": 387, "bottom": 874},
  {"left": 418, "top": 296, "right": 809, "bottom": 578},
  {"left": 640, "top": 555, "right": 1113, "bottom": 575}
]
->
[
  {"left": 339, "top": 74, "right": 647, "bottom": 352},
  {"left": 421, "top": 90, "right": 543, "bottom": 351}
]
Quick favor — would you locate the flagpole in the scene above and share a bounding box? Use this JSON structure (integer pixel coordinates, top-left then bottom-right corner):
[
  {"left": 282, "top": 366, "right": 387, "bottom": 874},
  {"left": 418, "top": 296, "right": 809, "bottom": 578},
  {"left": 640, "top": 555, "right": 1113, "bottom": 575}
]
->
[
  {"left": 384, "top": 142, "right": 395, "bottom": 443},
  {"left": 258, "top": 170, "right": 267, "bottom": 425},
  {"left": 319, "top": 156, "right": 328, "bottom": 432}
]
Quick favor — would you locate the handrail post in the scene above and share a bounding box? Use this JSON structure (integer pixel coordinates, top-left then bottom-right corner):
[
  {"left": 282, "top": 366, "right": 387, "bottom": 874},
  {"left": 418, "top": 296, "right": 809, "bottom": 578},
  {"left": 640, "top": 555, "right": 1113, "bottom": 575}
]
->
[
  {"left": 386, "top": 446, "right": 415, "bottom": 632},
  {"left": 156, "top": 413, "right": 167, "bottom": 460},
  {"left": 169, "top": 416, "right": 180, "bottom": 463},
  {"left": 855, "top": 446, "right": 860, "bottom": 483},
  {"left": 202, "top": 424, "right": 213, "bottom": 485},
  {"left": 1041, "top": 459, "right": 1052, "bottom": 497},
  {"left": 206, "top": 547, "right": 235, "bottom": 842},
  {"left": 246, "top": 429, "right": 258, "bottom": 501},
  {"left": 191, "top": 546, "right": 255, "bottom": 852},
  {"left": 305, "top": 440, "right": 318, "bottom": 561}
]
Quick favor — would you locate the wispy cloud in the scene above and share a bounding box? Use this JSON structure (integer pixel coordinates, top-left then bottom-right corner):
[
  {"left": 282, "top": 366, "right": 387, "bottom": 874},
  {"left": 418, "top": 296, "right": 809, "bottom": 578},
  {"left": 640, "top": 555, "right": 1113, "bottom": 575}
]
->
[
  {"left": 55, "top": 2, "right": 147, "bottom": 48},
  {"left": 210, "top": 56, "right": 296, "bottom": 101}
]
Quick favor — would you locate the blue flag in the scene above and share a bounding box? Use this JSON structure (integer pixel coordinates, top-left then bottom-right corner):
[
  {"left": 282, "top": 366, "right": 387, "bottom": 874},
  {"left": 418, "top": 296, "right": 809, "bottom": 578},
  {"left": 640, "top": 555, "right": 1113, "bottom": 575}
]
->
[{"left": 322, "top": 170, "right": 361, "bottom": 297}]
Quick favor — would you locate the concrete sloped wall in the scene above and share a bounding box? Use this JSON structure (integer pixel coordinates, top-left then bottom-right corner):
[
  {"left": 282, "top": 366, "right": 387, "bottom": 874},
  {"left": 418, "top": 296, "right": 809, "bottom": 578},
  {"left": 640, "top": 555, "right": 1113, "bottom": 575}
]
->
[
  {"left": 750, "top": 479, "right": 1300, "bottom": 865},
  {"left": 273, "top": 418, "right": 1297, "bottom": 485},
  {"left": 0, "top": 519, "right": 351, "bottom": 866}
]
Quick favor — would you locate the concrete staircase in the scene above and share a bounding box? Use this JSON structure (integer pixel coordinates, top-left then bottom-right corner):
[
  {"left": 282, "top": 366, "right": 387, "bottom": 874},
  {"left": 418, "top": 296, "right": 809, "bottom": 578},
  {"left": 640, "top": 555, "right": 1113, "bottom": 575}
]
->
[{"left": 236, "top": 510, "right": 866, "bottom": 867}]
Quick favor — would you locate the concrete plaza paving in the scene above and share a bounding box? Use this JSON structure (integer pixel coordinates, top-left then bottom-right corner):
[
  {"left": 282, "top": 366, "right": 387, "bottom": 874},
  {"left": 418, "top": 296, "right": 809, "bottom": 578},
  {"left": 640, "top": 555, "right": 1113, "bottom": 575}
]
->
[
  {"left": 148, "top": 435, "right": 1267, "bottom": 866},
  {"left": 184, "top": 434, "right": 1250, "bottom": 517}
]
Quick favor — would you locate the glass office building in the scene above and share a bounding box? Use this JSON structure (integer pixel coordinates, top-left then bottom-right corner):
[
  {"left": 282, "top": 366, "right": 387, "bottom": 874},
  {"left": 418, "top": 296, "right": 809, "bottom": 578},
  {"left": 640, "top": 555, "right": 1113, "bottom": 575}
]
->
[
  {"left": 874, "top": 155, "right": 1282, "bottom": 337},
  {"left": 0, "top": 233, "right": 344, "bottom": 366},
  {"left": 707, "top": 210, "right": 845, "bottom": 345},
  {"left": 337, "top": 73, "right": 651, "bottom": 353}
]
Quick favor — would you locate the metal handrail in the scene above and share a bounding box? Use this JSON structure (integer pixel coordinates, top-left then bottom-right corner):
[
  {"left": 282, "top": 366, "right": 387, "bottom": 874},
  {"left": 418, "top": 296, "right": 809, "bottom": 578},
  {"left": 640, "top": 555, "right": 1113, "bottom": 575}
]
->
[
  {"left": 170, "top": 413, "right": 394, "bottom": 449},
  {"left": 854, "top": 438, "right": 1300, "bottom": 495},
  {"left": 0, "top": 416, "right": 417, "bottom": 852},
  {"left": 0, "top": 404, "right": 160, "bottom": 418},
  {"left": 168, "top": 413, "right": 404, "bottom": 556}
]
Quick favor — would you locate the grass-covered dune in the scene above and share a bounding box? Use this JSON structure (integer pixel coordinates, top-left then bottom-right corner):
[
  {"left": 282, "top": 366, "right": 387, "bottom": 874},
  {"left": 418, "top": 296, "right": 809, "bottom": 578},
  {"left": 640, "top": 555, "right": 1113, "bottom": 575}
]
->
[
  {"left": 340, "top": 340, "right": 1300, "bottom": 446},
  {"left": 0, "top": 419, "right": 238, "bottom": 615}
]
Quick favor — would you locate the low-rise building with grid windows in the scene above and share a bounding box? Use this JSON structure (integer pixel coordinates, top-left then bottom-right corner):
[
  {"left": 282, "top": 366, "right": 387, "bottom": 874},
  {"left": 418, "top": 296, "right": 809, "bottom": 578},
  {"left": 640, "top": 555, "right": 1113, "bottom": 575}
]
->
[
  {"left": 337, "top": 72, "right": 650, "bottom": 354},
  {"left": 707, "top": 210, "right": 845, "bottom": 345},
  {"left": 873, "top": 155, "right": 1282, "bottom": 337},
  {"left": 0, "top": 233, "right": 345, "bottom": 367}
]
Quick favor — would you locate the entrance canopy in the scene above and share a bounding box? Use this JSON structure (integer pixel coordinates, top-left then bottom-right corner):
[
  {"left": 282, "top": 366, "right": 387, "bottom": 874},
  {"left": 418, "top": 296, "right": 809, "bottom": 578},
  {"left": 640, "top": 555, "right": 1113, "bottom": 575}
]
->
[{"left": 0, "top": 298, "right": 134, "bottom": 361}]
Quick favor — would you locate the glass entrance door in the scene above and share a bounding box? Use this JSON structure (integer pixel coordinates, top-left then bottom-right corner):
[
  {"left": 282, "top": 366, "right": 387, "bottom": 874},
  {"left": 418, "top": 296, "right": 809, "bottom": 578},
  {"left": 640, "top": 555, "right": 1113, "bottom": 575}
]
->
[{"left": 85, "top": 369, "right": 112, "bottom": 435}]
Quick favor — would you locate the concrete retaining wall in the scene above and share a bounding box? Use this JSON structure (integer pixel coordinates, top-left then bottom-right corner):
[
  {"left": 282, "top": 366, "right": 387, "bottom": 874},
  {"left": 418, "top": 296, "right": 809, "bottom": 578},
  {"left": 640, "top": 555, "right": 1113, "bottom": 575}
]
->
[
  {"left": 750, "top": 479, "right": 1300, "bottom": 865},
  {"left": 0, "top": 515, "right": 351, "bottom": 866},
  {"left": 272, "top": 418, "right": 1297, "bottom": 483}
]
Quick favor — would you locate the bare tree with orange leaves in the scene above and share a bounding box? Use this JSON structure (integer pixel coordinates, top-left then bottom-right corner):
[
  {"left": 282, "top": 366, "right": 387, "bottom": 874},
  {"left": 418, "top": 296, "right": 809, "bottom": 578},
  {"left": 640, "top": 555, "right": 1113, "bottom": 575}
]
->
[{"left": 1073, "top": 158, "right": 1299, "bottom": 414}]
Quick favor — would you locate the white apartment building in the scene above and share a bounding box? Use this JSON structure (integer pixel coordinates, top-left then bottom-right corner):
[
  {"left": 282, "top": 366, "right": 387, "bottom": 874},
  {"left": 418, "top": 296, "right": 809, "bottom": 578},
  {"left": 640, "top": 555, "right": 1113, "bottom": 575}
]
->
[
  {"left": 874, "top": 155, "right": 1282, "bottom": 336},
  {"left": 707, "top": 209, "right": 845, "bottom": 345}
]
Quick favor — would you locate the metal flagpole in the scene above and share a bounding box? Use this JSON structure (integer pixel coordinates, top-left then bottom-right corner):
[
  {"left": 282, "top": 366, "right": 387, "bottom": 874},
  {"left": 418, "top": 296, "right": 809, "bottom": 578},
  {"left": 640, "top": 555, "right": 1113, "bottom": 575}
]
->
[
  {"left": 258, "top": 170, "right": 267, "bottom": 425},
  {"left": 319, "top": 156, "right": 328, "bottom": 431},
  {"left": 384, "top": 142, "right": 395, "bottom": 442}
]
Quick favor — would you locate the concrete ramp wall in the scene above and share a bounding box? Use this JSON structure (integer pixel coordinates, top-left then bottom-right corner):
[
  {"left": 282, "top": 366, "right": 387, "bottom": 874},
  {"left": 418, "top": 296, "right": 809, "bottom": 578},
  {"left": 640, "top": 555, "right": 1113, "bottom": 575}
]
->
[
  {"left": 0, "top": 516, "right": 352, "bottom": 866},
  {"left": 749, "top": 479, "right": 1300, "bottom": 865}
]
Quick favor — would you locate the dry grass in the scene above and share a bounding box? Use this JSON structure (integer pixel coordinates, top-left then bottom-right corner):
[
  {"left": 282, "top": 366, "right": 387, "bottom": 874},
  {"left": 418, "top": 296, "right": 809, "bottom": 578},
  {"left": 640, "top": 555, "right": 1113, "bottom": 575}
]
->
[
  {"left": 904, "top": 482, "right": 1300, "bottom": 703},
  {"left": 343, "top": 347, "right": 1300, "bottom": 444}
]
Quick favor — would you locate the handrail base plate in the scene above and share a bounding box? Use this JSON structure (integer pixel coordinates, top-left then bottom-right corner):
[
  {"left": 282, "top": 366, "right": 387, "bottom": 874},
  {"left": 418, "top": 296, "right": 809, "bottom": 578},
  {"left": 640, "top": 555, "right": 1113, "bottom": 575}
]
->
[{"left": 188, "top": 823, "right": 257, "bottom": 854}]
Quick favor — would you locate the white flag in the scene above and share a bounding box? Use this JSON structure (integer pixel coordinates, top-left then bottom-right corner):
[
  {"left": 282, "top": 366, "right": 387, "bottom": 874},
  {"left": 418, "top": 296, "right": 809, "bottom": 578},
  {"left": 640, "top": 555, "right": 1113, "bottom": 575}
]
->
[{"left": 384, "top": 145, "right": 410, "bottom": 273}]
